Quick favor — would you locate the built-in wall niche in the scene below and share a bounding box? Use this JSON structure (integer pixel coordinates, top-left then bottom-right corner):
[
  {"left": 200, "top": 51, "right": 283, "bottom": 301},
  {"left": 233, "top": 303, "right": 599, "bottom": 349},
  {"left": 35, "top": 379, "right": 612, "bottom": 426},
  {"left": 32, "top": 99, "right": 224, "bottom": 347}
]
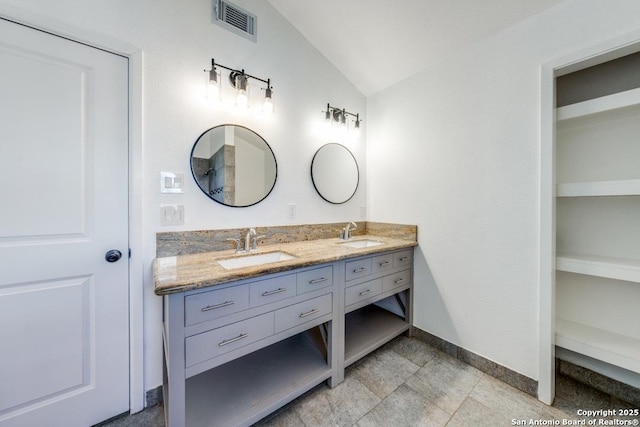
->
[{"left": 554, "top": 52, "right": 640, "bottom": 387}]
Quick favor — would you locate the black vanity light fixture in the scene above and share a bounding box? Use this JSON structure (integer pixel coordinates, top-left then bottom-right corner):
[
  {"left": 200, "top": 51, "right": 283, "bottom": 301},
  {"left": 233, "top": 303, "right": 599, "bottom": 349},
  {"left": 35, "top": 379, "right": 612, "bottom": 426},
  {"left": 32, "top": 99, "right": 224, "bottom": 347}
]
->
[
  {"left": 324, "top": 103, "right": 361, "bottom": 135},
  {"left": 205, "top": 58, "right": 273, "bottom": 113}
]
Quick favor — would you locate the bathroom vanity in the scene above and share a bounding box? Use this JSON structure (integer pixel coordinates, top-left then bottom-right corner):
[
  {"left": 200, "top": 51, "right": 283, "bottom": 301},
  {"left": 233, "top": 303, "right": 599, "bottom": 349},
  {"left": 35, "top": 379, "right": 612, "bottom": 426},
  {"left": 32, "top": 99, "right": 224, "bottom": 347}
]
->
[{"left": 155, "top": 229, "right": 416, "bottom": 427}]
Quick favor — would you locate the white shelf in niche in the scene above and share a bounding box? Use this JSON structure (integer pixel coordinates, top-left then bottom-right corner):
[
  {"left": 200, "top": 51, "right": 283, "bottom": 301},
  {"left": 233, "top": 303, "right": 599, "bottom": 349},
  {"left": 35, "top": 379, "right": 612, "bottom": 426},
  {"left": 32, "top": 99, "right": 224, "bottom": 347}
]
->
[
  {"left": 556, "top": 252, "right": 640, "bottom": 283},
  {"left": 556, "top": 318, "right": 640, "bottom": 375},
  {"left": 556, "top": 87, "right": 640, "bottom": 121},
  {"left": 556, "top": 179, "right": 640, "bottom": 197}
]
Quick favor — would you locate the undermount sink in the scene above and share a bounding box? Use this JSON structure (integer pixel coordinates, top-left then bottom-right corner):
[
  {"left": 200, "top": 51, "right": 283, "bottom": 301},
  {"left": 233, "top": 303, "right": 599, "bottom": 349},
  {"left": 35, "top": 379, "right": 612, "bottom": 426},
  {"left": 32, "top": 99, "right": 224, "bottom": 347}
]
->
[
  {"left": 338, "top": 239, "right": 385, "bottom": 248},
  {"left": 217, "top": 251, "right": 296, "bottom": 270}
]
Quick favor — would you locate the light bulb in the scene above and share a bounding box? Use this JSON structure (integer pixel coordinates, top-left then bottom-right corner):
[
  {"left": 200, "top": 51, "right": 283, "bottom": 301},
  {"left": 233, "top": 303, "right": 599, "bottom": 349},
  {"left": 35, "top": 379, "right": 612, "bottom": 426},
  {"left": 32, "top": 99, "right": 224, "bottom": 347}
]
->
[
  {"left": 236, "top": 89, "right": 248, "bottom": 108},
  {"left": 262, "top": 87, "right": 274, "bottom": 114},
  {"left": 235, "top": 74, "right": 249, "bottom": 108},
  {"left": 207, "top": 69, "right": 220, "bottom": 101},
  {"left": 263, "top": 97, "right": 273, "bottom": 114},
  {"left": 352, "top": 116, "right": 361, "bottom": 137}
]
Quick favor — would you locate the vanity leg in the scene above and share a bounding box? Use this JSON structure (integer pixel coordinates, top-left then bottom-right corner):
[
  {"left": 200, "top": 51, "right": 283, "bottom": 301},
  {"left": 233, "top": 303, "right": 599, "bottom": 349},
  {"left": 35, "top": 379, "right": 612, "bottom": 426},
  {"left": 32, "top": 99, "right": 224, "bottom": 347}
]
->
[
  {"left": 328, "top": 263, "right": 344, "bottom": 387},
  {"left": 164, "top": 295, "right": 187, "bottom": 427}
]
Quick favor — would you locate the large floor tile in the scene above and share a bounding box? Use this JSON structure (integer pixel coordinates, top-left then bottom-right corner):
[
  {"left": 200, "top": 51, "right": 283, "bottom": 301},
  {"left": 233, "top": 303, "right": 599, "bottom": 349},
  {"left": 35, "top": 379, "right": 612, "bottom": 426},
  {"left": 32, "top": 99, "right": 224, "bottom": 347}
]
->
[
  {"left": 357, "top": 384, "right": 451, "bottom": 427},
  {"left": 405, "top": 352, "right": 483, "bottom": 415},
  {"left": 293, "top": 376, "right": 380, "bottom": 427},
  {"left": 469, "top": 374, "right": 544, "bottom": 420},
  {"left": 384, "top": 335, "right": 440, "bottom": 367},
  {"left": 445, "top": 397, "right": 507, "bottom": 427},
  {"left": 351, "top": 347, "right": 420, "bottom": 399}
]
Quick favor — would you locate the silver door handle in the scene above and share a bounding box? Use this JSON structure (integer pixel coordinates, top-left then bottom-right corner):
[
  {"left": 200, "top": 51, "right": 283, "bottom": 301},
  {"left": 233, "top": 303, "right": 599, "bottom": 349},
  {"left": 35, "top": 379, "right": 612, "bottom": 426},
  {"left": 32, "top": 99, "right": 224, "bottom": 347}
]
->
[
  {"left": 262, "top": 287, "right": 287, "bottom": 297},
  {"left": 398, "top": 257, "right": 409, "bottom": 262},
  {"left": 202, "top": 300, "right": 234, "bottom": 312},
  {"left": 218, "top": 333, "right": 249, "bottom": 347},
  {"left": 394, "top": 278, "right": 405, "bottom": 284},
  {"left": 299, "top": 308, "right": 319, "bottom": 318},
  {"left": 359, "top": 289, "right": 372, "bottom": 296},
  {"left": 309, "top": 277, "right": 329, "bottom": 284},
  {"left": 378, "top": 261, "right": 391, "bottom": 267},
  {"left": 353, "top": 267, "right": 367, "bottom": 273}
]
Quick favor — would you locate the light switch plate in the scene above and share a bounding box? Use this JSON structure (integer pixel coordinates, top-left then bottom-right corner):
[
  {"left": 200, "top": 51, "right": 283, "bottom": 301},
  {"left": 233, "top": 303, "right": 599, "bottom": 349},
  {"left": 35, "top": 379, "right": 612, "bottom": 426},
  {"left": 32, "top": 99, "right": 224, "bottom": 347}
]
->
[{"left": 161, "top": 172, "right": 185, "bottom": 193}]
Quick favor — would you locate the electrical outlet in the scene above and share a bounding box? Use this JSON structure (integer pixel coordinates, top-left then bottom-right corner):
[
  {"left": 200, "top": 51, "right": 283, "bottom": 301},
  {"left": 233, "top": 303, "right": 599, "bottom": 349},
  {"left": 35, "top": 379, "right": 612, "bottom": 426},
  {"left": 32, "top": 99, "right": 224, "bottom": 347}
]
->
[
  {"left": 160, "top": 205, "right": 185, "bottom": 226},
  {"left": 288, "top": 203, "right": 296, "bottom": 220},
  {"left": 360, "top": 205, "right": 366, "bottom": 219}
]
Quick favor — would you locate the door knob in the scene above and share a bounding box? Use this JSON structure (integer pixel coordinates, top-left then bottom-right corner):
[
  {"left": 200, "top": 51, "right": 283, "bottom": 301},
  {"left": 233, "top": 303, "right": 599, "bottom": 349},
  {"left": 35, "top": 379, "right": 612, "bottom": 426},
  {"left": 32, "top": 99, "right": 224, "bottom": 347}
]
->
[{"left": 105, "top": 249, "right": 122, "bottom": 263}]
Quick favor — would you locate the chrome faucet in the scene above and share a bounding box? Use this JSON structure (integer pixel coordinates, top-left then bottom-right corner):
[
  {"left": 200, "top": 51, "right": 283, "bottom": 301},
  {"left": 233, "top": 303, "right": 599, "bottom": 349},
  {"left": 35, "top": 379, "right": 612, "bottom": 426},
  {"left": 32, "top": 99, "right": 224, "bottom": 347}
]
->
[
  {"left": 244, "top": 228, "right": 256, "bottom": 252},
  {"left": 226, "top": 228, "right": 265, "bottom": 253},
  {"left": 244, "top": 228, "right": 266, "bottom": 251},
  {"left": 340, "top": 221, "right": 358, "bottom": 240}
]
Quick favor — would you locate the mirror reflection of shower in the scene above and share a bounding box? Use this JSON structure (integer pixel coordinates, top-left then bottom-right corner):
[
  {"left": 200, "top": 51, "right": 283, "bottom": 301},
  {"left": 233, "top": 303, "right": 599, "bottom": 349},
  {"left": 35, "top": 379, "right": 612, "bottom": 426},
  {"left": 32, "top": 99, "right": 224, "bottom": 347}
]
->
[{"left": 190, "top": 125, "right": 277, "bottom": 207}]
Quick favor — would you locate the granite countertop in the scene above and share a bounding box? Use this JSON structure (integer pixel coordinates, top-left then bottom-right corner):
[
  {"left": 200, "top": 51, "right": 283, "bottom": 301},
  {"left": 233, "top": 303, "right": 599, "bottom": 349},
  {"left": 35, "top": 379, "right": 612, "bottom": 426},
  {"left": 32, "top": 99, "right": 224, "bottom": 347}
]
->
[{"left": 154, "top": 235, "right": 417, "bottom": 295}]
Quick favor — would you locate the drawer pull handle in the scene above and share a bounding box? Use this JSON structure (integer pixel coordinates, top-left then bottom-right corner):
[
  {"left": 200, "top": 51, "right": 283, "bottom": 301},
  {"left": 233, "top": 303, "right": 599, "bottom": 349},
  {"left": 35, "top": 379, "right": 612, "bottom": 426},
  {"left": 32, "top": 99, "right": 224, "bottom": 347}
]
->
[
  {"left": 379, "top": 261, "right": 391, "bottom": 267},
  {"left": 353, "top": 267, "right": 367, "bottom": 273},
  {"left": 262, "top": 287, "right": 287, "bottom": 297},
  {"left": 299, "top": 308, "right": 319, "bottom": 318},
  {"left": 218, "top": 333, "right": 249, "bottom": 347},
  {"left": 309, "top": 277, "right": 329, "bottom": 284},
  {"left": 398, "top": 257, "right": 410, "bottom": 262},
  {"left": 394, "top": 278, "right": 405, "bottom": 284},
  {"left": 201, "top": 300, "right": 234, "bottom": 312},
  {"left": 359, "top": 289, "right": 372, "bottom": 296}
]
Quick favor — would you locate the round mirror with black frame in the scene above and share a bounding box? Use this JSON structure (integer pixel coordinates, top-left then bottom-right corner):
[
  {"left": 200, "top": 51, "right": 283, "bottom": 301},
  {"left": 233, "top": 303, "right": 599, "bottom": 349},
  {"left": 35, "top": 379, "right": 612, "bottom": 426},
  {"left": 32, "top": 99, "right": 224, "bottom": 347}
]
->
[
  {"left": 190, "top": 125, "right": 277, "bottom": 207},
  {"left": 311, "top": 143, "right": 359, "bottom": 204}
]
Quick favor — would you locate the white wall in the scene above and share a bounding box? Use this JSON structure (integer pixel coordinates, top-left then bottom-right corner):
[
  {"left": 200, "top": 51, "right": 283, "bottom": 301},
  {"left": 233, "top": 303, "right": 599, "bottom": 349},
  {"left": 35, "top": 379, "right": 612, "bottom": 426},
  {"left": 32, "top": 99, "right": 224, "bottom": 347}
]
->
[
  {"left": 367, "top": 0, "right": 640, "bottom": 380},
  {"left": 0, "top": 0, "right": 366, "bottom": 398}
]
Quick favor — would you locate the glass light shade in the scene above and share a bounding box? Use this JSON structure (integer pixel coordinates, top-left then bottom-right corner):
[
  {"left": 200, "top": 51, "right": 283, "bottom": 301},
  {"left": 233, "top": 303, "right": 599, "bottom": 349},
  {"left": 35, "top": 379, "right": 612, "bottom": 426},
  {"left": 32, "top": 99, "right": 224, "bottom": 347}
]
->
[
  {"left": 352, "top": 119, "right": 361, "bottom": 137},
  {"left": 262, "top": 87, "right": 274, "bottom": 114},
  {"left": 235, "top": 75, "right": 249, "bottom": 108},
  {"left": 207, "top": 69, "right": 221, "bottom": 101},
  {"left": 263, "top": 97, "right": 274, "bottom": 114}
]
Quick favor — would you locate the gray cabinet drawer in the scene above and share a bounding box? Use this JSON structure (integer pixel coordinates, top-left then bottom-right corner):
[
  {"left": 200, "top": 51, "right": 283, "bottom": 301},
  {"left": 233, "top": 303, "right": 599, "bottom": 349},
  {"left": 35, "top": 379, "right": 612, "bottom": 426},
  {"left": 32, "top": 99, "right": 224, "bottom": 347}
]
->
[
  {"left": 345, "top": 258, "right": 372, "bottom": 281},
  {"left": 249, "top": 274, "right": 297, "bottom": 307},
  {"left": 382, "top": 269, "right": 411, "bottom": 292},
  {"left": 274, "top": 293, "right": 332, "bottom": 333},
  {"left": 372, "top": 253, "right": 393, "bottom": 275},
  {"left": 297, "top": 265, "right": 333, "bottom": 294},
  {"left": 393, "top": 250, "right": 412, "bottom": 268},
  {"left": 185, "top": 286, "right": 250, "bottom": 326},
  {"left": 345, "top": 278, "right": 382, "bottom": 307},
  {"left": 185, "top": 312, "right": 274, "bottom": 367}
]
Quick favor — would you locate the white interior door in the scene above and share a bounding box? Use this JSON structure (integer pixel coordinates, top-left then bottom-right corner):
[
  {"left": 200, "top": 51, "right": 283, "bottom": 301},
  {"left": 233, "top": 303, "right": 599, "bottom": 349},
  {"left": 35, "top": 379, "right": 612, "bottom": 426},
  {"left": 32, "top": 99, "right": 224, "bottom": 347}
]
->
[{"left": 0, "top": 18, "right": 129, "bottom": 427}]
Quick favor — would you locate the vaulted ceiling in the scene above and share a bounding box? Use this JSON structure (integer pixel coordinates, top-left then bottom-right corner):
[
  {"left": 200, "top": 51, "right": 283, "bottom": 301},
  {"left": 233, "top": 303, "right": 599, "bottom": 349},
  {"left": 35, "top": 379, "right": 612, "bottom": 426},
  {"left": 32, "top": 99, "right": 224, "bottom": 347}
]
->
[{"left": 268, "top": 0, "right": 566, "bottom": 96}]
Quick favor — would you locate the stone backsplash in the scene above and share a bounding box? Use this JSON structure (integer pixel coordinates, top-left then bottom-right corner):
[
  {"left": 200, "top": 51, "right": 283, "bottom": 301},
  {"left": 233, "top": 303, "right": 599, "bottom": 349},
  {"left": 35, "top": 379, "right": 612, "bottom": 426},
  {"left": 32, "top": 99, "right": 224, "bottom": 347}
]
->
[{"left": 156, "top": 221, "right": 417, "bottom": 257}]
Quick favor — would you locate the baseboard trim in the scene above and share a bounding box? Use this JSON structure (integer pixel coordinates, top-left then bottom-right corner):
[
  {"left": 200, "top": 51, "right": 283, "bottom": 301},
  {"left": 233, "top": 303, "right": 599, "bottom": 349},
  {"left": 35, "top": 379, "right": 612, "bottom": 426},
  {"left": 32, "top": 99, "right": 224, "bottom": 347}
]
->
[
  {"left": 412, "top": 327, "right": 538, "bottom": 397},
  {"left": 557, "top": 358, "right": 640, "bottom": 407},
  {"left": 145, "top": 385, "right": 163, "bottom": 408}
]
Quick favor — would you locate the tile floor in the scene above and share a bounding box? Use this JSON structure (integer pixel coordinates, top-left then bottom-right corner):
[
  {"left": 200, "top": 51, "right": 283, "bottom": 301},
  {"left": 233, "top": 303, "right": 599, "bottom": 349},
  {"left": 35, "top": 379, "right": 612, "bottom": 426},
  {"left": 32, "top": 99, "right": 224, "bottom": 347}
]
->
[{"left": 101, "top": 336, "right": 640, "bottom": 427}]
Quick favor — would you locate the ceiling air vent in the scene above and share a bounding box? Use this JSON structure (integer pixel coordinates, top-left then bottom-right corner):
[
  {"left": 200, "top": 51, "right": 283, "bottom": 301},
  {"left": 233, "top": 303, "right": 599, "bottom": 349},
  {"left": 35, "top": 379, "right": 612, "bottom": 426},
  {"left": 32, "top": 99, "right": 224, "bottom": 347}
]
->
[{"left": 213, "top": 0, "right": 257, "bottom": 42}]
